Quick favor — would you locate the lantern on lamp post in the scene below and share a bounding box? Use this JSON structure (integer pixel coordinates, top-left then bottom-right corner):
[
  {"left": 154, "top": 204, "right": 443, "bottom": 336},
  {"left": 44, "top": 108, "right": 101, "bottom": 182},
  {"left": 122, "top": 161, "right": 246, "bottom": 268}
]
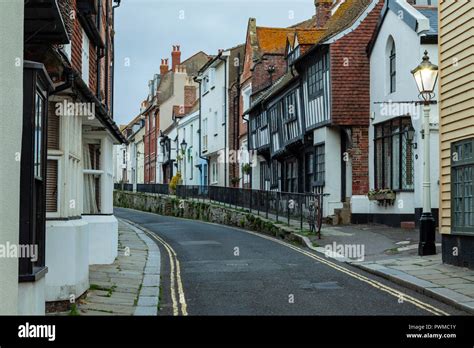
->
[{"left": 411, "top": 50, "right": 438, "bottom": 256}]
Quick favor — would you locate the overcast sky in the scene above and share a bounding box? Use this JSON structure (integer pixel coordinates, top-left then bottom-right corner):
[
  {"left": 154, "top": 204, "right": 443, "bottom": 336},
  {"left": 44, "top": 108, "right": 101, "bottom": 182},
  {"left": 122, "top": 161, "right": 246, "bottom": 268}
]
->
[{"left": 113, "top": 0, "right": 315, "bottom": 125}]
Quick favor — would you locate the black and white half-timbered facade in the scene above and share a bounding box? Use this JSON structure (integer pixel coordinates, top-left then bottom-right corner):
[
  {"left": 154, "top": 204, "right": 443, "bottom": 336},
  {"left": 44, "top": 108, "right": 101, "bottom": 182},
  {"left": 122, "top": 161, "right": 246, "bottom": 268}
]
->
[{"left": 248, "top": 1, "right": 384, "bottom": 222}]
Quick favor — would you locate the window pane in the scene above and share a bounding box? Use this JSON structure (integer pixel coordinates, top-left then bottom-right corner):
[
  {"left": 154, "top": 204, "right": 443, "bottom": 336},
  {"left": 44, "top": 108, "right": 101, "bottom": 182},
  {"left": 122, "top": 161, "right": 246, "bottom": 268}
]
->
[
  {"left": 392, "top": 132, "right": 400, "bottom": 190},
  {"left": 34, "top": 91, "right": 44, "bottom": 178},
  {"left": 383, "top": 136, "right": 391, "bottom": 188},
  {"left": 375, "top": 139, "right": 383, "bottom": 189}
]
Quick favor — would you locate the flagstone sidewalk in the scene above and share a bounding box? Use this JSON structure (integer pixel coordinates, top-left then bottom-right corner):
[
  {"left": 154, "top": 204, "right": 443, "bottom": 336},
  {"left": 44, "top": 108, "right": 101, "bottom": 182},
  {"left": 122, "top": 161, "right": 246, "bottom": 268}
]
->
[
  {"left": 55, "top": 220, "right": 161, "bottom": 316},
  {"left": 299, "top": 224, "right": 474, "bottom": 314},
  {"left": 350, "top": 255, "right": 474, "bottom": 314}
]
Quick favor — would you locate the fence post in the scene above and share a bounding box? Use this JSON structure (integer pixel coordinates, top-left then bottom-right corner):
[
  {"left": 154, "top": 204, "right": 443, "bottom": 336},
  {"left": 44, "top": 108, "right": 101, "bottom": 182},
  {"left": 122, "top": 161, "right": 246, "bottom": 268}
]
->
[
  {"left": 276, "top": 192, "right": 279, "bottom": 223},
  {"left": 300, "top": 194, "right": 303, "bottom": 231},
  {"left": 257, "top": 190, "right": 260, "bottom": 216},
  {"left": 249, "top": 189, "right": 252, "bottom": 214},
  {"left": 266, "top": 190, "right": 269, "bottom": 219},
  {"left": 287, "top": 194, "right": 290, "bottom": 227}
]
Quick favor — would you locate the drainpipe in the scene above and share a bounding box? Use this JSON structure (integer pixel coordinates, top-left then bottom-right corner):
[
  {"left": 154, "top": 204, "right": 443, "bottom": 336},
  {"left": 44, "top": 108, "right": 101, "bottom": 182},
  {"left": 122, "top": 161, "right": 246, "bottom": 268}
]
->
[{"left": 218, "top": 55, "right": 228, "bottom": 187}]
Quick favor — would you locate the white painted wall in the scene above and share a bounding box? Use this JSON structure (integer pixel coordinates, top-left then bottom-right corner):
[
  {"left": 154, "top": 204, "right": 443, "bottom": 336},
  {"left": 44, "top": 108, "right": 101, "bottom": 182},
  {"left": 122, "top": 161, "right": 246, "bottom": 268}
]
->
[
  {"left": 136, "top": 127, "right": 146, "bottom": 184},
  {"left": 18, "top": 277, "right": 45, "bottom": 315},
  {"left": 199, "top": 54, "right": 230, "bottom": 186},
  {"left": 177, "top": 111, "right": 202, "bottom": 186},
  {"left": 113, "top": 144, "right": 126, "bottom": 183},
  {"left": 314, "top": 126, "right": 343, "bottom": 217},
  {"left": 353, "top": 5, "right": 439, "bottom": 217},
  {"left": 84, "top": 215, "right": 118, "bottom": 265},
  {"left": 45, "top": 219, "right": 89, "bottom": 301},
  {"left": 0, "top": 0, "right": 23, "bottom": 315}
]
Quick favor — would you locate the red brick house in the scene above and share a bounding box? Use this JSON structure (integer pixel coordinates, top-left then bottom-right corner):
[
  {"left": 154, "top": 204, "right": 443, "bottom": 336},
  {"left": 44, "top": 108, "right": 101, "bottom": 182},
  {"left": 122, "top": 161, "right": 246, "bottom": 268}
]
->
[
  {"left": 247, "top": 0, "right": 383, "bottom": 224},
  {"left": 240, "top": 19, "right": 302, "bottom": 189}
]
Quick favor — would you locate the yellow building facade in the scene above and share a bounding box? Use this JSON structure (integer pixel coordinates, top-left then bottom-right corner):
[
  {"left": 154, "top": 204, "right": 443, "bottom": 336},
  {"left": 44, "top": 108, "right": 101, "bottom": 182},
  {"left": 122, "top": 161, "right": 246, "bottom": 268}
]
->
[{"left": 439, "top": 0, "right": 474, "bottom": 268}]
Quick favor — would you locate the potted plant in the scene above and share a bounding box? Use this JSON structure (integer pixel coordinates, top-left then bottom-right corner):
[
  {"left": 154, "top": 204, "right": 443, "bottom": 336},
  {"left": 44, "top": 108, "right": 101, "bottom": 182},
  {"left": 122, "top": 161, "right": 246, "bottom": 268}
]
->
[
  {"left": 169, "top": 172, "right": 182, "bottom": 195},
  {"left": 231, "top": 177, "right": 241, "bottom": 186},
  {"left": 368, "top": 189, "right": 396, "bottom": 206},
  {"left": 242, "top": 163, "right": 251, "bottom": 175}
]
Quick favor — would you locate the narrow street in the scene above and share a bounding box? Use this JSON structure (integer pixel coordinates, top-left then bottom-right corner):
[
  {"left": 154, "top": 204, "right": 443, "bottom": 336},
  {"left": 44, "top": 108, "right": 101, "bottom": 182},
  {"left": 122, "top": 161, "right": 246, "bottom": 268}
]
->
[{"left": 114, "top": 207, "right": 466, "bottom": 316}]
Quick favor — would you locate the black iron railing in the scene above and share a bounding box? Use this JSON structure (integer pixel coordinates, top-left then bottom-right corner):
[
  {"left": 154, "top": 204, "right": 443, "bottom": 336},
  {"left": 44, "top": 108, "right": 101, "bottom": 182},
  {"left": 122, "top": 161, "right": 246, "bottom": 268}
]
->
[
  {"left": 137, "top": 184, "right": 170, "bottom": 195},
  {"left": 115, "top": 183, "right": 325, "bottom": 233},
  {"left": 176, "top": 185, "right": 324, "bottom": 232}
]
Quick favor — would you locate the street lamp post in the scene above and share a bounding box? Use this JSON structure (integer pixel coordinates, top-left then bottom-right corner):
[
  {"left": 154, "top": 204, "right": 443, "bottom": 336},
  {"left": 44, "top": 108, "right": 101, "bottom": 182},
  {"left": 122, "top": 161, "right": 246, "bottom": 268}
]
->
[
  {"left": 411, "top": 50, "right": 439, "bottom": 256},
  {"left": 180, "top": 139, "right": 188, "bottom": 186}
]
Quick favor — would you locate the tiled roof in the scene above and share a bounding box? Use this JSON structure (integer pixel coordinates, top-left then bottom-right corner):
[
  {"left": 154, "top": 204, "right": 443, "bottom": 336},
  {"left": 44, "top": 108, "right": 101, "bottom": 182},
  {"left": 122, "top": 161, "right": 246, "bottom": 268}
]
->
[
  {"left": 415, "top": 7, "right": 438, "bottom": 36},
  {"left": 256, "top": 27, "right": 298, "bottom": 54},
  {"left": 320, "top": 0, "right": 373, "bottom": 42},
  {"left": 289, "top": 15, "right": 317, "bottom": 29},
  {"left": 295, "top": 29, "right": 327, "bottom": 46}
]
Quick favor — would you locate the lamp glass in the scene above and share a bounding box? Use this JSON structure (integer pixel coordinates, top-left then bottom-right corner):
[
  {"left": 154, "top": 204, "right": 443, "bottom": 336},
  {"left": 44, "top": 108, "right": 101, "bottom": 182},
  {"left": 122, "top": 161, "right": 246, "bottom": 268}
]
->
[
  {"left": 411, "top": 51, "right": 438, "bottom": 100},
  {"left": 180, "top": 139, "right": 188, "bottom": 152}
]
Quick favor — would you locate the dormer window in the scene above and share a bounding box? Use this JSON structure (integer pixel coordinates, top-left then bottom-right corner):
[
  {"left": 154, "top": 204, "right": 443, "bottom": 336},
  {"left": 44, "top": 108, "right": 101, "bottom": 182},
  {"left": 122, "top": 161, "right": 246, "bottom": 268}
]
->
[{"left": 389, "top": 40, "right": 396, "bottom": 93}]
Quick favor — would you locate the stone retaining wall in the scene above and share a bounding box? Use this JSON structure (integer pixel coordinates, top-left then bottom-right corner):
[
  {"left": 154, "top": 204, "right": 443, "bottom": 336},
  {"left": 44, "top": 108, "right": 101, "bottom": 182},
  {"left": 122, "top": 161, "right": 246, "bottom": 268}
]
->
[{"left": 114, "top": 191, "right": 305, "bottom": 246}]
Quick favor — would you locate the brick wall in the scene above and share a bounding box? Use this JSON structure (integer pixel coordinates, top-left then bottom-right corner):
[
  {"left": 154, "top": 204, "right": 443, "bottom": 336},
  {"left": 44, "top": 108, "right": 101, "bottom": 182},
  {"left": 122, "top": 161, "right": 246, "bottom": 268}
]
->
[
  {"left": 349, "top": 126, "right": 369, "bottom": 195},
  {"left": 251, "top": 55, "right": 287, "bottom": 95},
  {"left": 184, "top": 86, "right": 197, "bottom": 107},
  {"left": 329, "top": 1, "right": 383, "bottom": 196},
  {"left": 70, "top": 0, "right": 82, "bottom": 74},
  {"left": 229, "top": 82, "right": 240, "bottom": 186},
  {"left": 330, "top": 1, "right": 383, "bottom": 127},
  {"left": 89, "top": 40, "right": 97, "bottom": 93}
]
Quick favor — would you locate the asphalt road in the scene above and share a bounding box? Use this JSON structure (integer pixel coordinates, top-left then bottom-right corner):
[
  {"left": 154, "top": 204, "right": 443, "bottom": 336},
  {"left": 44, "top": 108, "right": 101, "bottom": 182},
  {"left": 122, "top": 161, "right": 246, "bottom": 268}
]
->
[{"left": 114, "top": 207, "right": 466, "bottom": 316}]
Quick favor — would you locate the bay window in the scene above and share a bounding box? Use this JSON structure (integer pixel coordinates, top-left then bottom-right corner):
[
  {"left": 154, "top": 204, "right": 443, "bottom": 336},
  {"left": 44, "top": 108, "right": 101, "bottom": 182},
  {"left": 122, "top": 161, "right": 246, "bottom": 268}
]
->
[{"left": 452, "top": 138, "right": 474, "bottom": 233}]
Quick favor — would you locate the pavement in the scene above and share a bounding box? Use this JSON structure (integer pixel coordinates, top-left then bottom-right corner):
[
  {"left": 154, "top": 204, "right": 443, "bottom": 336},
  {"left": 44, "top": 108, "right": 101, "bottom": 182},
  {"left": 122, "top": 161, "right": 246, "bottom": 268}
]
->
[
  {"left": 55, "top": 220, "right": 161, "bottom": 316},
  {"left": 113, "top": 207, "right": 468, "bottom": 316},
  {"left": 298, "top": 224, "right": 474, "bottom": 314}
]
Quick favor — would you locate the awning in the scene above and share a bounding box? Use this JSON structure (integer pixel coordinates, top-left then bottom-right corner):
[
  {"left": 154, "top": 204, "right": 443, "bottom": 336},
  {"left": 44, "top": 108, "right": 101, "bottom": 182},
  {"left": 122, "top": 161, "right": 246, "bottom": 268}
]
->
[{"left": 24, "top": 0, "right": 69, "bottom": 44}]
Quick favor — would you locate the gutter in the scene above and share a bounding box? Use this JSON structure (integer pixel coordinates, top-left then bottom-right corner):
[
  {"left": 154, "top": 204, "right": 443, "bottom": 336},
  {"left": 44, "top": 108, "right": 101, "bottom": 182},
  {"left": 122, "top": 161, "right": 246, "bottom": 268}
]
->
[{"left": 75, "top": 75, "right": 127, "bottom": 144}]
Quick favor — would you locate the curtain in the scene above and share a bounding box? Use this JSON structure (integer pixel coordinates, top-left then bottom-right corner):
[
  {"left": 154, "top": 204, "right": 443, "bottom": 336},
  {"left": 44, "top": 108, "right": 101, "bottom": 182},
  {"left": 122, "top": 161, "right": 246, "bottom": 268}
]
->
[{"left": 83, "top": 144, "right": 98, "bottom": 214}]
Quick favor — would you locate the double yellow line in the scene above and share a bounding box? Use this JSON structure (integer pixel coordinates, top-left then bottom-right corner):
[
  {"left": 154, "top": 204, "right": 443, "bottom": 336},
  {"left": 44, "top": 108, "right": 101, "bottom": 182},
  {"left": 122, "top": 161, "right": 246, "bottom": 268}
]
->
[
  {"left": 241, "top": 228, "right": 449, "bottom": 316},
  {"left": 123, "top": 219, "right": 188, "bottom": 316},
  {"left": 122, "top": 210, "right": 448, "bottom": 316}
]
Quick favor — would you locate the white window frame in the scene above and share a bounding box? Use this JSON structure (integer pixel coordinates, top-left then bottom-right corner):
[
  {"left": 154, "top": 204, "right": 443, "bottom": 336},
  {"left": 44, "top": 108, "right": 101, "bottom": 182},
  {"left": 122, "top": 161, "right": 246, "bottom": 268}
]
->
[
  {"left": 81, "top": 29, "right": 90, "bottom": 85},
  {"left": 46, "top": 156, "right": 61, "bottom": 218},
  {"left": 202, "top": 118, "right": 208, "bottom": 151},
  {"left": 242, "top": 84, "right": 252, "bottom": 113},
  {"left": 211, "top": 161, "right": 218, "bottom": 184}
]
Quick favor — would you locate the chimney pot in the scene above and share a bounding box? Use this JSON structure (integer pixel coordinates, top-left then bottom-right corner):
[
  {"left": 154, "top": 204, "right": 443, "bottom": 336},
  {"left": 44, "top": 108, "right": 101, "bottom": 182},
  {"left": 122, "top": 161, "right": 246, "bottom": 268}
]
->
[{"left": 171, "top": 44, "right": 182, "bottom": 72}]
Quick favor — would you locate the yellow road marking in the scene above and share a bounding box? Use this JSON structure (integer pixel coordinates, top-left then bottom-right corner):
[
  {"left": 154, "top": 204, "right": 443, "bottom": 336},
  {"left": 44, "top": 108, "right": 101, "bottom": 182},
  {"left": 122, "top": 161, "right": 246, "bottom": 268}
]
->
[
  {"left": 118, "top": 210, "right": 448, "bottom": 316},
  {"left": 121, "top": 218, "right": 187, "bottom": 316},
  {"left": 241, "top": 229, "right": 449, "bottom": 316},
  {"left": 147, "top": 232, "right": 188, "bottom": 316}
]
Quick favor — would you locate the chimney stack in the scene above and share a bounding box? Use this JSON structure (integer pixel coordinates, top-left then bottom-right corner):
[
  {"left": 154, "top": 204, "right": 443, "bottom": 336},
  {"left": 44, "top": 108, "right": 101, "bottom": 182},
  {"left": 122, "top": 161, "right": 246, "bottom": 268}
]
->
[
  {"left": 315, "top": 0, "right": 332, "bottom": 29},
  {"left": 184, "top": 85, "right": 197, "bottom": 107},
  {"left": 172, "top": 45, "right": 182, "bottom": 72},
  {"left": 160, "top": 59, "right": 169, "bottom": 76}
]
